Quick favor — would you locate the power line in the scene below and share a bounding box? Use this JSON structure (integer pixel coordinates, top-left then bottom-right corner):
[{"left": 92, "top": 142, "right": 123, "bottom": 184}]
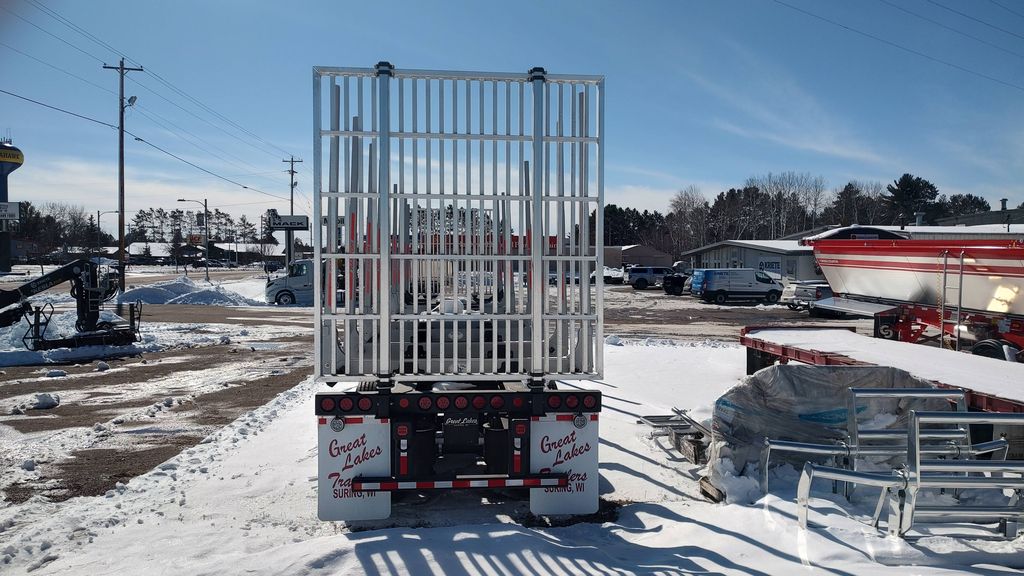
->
[
  {"left": 989, "top": 0, "right": 1024, "bottom": 19},
  {"left": 23, "top": 0, "right": 296, "bottom": 158},
  {"left": 0, "top": 4, "right": 106, "bottom": 64},
  {"left": 876, "top": 0, "right": 1024, "bottom": 60},
  {"left": 23, "top": 0, "right": 296, "bottom": 160},
  {"left": 927, "top": 0, "right": 1024, "bottom": 41},
  {"left": 0, "top": 87, "right": 298, "bottom": 207},
  {"left": 0, "top": 41, "right": 117, "bottom": 95},
  {"left": 769, "top": 0, "right": 1024, "bottom": 93},
  {"left": 0, "top": 87, "right": 116, "bottom": 129},
  {"left": 0, "top": 40, "right": 287, "bottom": 185},
  {"left": 127, "top": 132, "right": 291, "bottom": 203}
]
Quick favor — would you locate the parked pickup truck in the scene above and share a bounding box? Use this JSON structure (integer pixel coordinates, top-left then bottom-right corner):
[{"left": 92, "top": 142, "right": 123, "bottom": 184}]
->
[
  {"left": 624, "top": 266, "right": 674, "bottom": 290},
  {"left": 784, "top": 281, "right": 833, "bottom": 311}
]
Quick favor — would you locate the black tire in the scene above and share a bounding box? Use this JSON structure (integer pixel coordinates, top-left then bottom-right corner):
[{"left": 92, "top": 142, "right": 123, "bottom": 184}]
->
[
  {"left": 972, "top": 339, "right": 1009, "bottom": 360},
  {"left": 713, "top": 291, "right": 728, "bottom": 305},
  {"left": 670, "top": 284, "right": 684, "bottom": 296},
  {"left": 765, "top": 291, "right": 780, "bottom": 304},
  {"left": 275, "top": 291, "right": 295, "bottom": 305},
  {"left": 634, "top": 278, "right": 649, "bottom": 290}
]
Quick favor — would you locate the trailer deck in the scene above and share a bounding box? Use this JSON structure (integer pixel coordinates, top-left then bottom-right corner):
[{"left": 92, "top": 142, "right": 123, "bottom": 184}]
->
[{"left": 740, "top": 326, "right": 1024, "bottom": 412}]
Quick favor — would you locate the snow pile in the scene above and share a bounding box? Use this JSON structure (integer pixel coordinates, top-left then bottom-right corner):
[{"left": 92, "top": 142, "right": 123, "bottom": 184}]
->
[
  {"left": 31, "top": 393, "right": 60, "bottom": 409},
  {"left": 166, "top": 286, "right": 260, "bottom": 306},
  {"left": 118, "top": 276, "right": 264, "bottom": 306},
  {"left": 118, "top": 277, "right": 199, "bottom": 304}
]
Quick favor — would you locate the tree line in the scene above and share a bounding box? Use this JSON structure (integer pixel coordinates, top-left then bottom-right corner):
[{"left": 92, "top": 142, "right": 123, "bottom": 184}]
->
[
  {"left": 598, "top": 172, "right": 998, "bottom": 259},
  {"left": 12, "top": 202, "right": 278, "bottom": 255}
]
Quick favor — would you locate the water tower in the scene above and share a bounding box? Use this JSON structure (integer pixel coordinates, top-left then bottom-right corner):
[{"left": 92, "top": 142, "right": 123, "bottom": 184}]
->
[{"left": 0, "top": 140, "right": 24, "bottom": 273}]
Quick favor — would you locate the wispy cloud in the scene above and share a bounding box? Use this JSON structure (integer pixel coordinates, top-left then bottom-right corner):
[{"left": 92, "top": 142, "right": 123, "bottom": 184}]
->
[{"left": 680, "top": 43, "right": 895, "bottom": 169}]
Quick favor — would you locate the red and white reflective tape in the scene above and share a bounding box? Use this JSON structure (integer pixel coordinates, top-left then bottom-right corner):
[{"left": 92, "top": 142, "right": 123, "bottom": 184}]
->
[
  {"left": 531, "top": 413, "right": 599, "bottom": 422},
  {"left": 355, "top": 477, "right": 566, "bottom": 491}
]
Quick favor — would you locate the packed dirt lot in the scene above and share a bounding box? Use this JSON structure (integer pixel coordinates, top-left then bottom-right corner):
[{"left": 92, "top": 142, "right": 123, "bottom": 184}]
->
[{"left": 1, "top": 271, "right": 869, "bottom": 507}]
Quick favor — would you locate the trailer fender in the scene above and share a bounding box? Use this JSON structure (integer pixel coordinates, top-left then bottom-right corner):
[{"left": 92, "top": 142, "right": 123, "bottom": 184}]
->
[
  {"left": 529, "top": 413, "right": 600, "bottom": 515},
  {"left": 318, "top": 410, "right": 391, "bottom": 521}
]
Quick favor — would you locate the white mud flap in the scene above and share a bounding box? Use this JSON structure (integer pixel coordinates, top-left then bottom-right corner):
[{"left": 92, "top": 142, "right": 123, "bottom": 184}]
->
[
  {"left": 529, "top": 413, "right": 599, "bottom": 515},
  {"left": 318, "top": 414, "right": 392, "bottom": 521}
]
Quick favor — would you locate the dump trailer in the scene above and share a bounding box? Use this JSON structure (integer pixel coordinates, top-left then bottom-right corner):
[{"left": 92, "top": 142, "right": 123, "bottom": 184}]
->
[{"left": 313, "top": 63, "right": 605, "bottom": 520}]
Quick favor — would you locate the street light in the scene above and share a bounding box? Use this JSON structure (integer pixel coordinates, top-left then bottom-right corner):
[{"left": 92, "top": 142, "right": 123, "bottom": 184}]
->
[
  {"left": 177, "top": 198, "right": 209, "bottom": 282},
  {"left": 97, "top": 210, "right": 118, "bottom": 258}
]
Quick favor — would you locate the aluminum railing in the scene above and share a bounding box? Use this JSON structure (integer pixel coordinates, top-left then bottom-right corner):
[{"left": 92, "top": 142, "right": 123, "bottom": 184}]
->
[
  {"left": 795, "top": 412, "right": 1022, "bottom": 538},
  {"left": 898, "top": 411, "right": 1024, "bottom": 537}
]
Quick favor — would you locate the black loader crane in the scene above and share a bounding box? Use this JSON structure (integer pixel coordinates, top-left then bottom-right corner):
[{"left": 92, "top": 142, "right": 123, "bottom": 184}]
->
[{"left": 0, "top": 260, "right": 141, "bottom": 351}]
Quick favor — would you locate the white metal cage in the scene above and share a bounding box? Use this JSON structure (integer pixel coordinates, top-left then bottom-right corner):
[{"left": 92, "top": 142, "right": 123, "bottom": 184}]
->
[{"left": 312, "top": 64, "right": 604, "bottom": 384}]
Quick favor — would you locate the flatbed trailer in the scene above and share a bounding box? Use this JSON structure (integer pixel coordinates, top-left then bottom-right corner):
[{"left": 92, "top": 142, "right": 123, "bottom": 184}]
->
[
  {"left": 740, "top": 326, "right": 1024, "bottom": 413},
  {"left": 312, "top": 63, "right": 605, "bottom": 521}
]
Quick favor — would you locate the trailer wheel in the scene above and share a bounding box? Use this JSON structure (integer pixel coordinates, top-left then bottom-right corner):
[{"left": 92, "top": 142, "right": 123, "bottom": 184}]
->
[
  {"left": 764, "top": 291, "right": 780, "bottom": 304},
  {"left": 275, "top": 291, "right": 295, "bottom": 305},
  {"left": 713, "top": 292, "right": 728, "bottom": 305},
  {"left": 633, "top": 278, "right": 648, "bottom": 290},
  {"left": 971, "top": 339, "right": 1009, "bottom": 360}
]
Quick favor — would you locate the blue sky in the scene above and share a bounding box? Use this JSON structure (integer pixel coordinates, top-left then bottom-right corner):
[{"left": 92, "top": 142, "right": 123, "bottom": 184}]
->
[{"left": 1, "top": 0, "right": 1022, "bottom": 239}]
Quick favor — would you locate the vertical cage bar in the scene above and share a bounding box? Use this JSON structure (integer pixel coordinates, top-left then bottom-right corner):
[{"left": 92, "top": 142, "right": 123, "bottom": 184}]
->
[
  {"left": 376, "top": 63, "right": 393, "bottom": 379},
  {"left": 312, "top": 70, "right": 323, "bottom": 378}
]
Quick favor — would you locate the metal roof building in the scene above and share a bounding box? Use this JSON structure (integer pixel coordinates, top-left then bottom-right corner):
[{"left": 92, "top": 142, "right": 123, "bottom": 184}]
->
[{"left": 679, "top": 239, "right": 823, "bottom": 281}]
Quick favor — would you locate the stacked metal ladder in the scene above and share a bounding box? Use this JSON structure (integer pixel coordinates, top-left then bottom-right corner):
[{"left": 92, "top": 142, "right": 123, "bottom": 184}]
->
[{"left": 938, "top": 250, "right": 966, "bottom": 351}]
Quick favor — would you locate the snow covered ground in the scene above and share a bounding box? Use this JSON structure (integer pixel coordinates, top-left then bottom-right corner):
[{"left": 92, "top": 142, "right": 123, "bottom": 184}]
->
[
  {"left": 0, "top": 275, "right": 280, "bottom": 367},
  {"left": 3, "top": 340, "right": 1020, "bottom": 575}
]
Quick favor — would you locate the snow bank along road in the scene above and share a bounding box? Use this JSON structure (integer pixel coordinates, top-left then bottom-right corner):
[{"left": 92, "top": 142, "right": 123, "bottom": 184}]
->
[{"left": 4, "top": 340, "right": 1022, "bottom": 575}]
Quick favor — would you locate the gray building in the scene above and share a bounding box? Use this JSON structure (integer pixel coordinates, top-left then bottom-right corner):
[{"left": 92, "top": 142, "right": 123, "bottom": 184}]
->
[
  {"left": 604, "top": 245, "right": 673, "bottom": 268},
  {"left": 679, "top": 239, "right": 823, "bottom": 281}
]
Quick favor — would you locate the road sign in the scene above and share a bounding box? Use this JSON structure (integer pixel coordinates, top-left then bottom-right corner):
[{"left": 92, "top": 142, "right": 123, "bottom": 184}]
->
[
  {"left": 267, "top": 209, "right": 309, "bottom": 231},
  {"left": 0, "top": 202, "right": 20, "bottom": 221}
]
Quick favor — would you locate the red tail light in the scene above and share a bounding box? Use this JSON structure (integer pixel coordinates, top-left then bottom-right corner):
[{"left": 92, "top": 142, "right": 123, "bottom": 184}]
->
[
  {"left": 547, "top": 395, "right": 562, "bottom": 409},
  {"left": 320, "top": 397, "right": 336, "bottom": 412},
  {"left": 339, "top": 397, "right": 354, "bottom": 411},
  {"left": 514, "top": 422, "right": 527, "bottom": 436},
  {"left": 357, "top": 397, "right": 372, "bottom": 411},
  {"left": 472, "top": 396, "right": 487, "bottom": 410},
  {"left": 490, "top": 395, "right": 505, "bottom": 409},
  {"left": 565, "top": 395, "right": 579, "bottom": 409},
  {"left": 815, "top": 288, "right": 822, "bottom": 299},
  {"left": 583, "top": 395, "right": 597, "bottom": 409},
  {"left": 396, "top": 424, "right": 410, "bottom": 437},
  {"left": 418, "top": 396, "right": 432, "bottom": 410},
  {"left": 398, "top": 397, "right": 411, "bottom": 409},
  {"left": 435, "top": 396, "right": 451, "bottom": 410},
  {"left": 454, "top": 396, "right": 468, "bottom": 410},
  {"left": 512, "top": 396, "right": 524, "bottom": 409}
]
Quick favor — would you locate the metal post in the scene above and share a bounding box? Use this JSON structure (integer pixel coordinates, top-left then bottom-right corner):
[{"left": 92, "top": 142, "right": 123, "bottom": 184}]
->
[
  {"left": 283, "top": 156, "right": 304, "bottom": 264},
  {"left": 103, "top": 58, "right": 143, "bottom": 281},
  {"left": 529, "top": 66, "right": 546, "bottom": 385},
  {"left": 376, "top": 61, "right": 393, "bottom": 381},
  {"left": 203, "top": 199, "right": 210, "bottom": 282}
]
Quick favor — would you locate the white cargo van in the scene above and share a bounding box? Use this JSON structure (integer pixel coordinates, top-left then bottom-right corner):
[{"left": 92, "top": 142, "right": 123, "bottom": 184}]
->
[
  {"left": 265, "top": 259, "right": 315, "bottom": 305},
  {"left": 700, "top": 268, "right": 784, "bottom": 304}
]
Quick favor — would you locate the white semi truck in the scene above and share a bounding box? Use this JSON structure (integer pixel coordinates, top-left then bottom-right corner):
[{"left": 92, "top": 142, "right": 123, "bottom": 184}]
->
[{"left": 313, "top": 63, "right": 605, "bottom": 520}]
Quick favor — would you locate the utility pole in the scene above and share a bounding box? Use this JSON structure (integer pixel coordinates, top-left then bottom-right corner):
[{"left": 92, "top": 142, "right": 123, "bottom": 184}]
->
[
  {"left": 104, "top": 58, "right": 143, "bottom": 283},
  {"left": 283, "top": 156, "right": 302, "bottom": 263}
]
